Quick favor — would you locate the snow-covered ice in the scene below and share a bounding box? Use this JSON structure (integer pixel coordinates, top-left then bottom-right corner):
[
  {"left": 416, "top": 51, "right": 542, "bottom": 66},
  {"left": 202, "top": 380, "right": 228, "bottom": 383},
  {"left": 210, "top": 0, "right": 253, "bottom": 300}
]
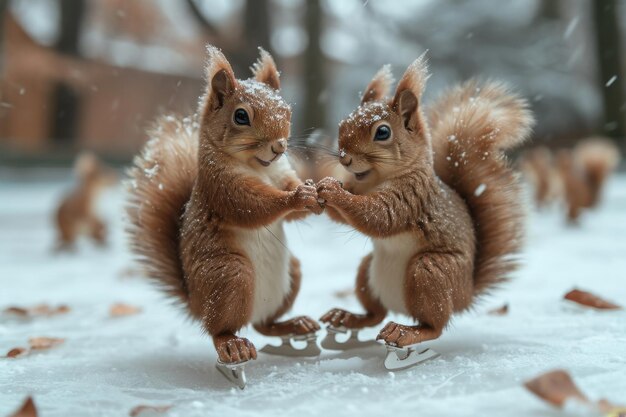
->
[{"left": 1, "top": 171, "right": 625, "bottom": 417}]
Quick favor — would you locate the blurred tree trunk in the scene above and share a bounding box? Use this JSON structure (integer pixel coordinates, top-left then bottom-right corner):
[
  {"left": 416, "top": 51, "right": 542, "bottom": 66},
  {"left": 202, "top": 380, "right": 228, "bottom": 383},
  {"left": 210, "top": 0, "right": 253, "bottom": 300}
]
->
[
  {"left": 592, "top": 0, "right": 625, "bottom": 151},
  {"left": 52, "top": 0, "right": 86, "bottom": 145},
  {"left": 539, "top": 0, "right": 561, "bottom": 19},
  {"left": 0, "top": 0, "right": 9, "bottom": 73},
  {"left": 244, "top": 0, "right": 271, "bottom": 64},
  {"left": 302, "top": 0, "right": 325, "bottom": 132}
]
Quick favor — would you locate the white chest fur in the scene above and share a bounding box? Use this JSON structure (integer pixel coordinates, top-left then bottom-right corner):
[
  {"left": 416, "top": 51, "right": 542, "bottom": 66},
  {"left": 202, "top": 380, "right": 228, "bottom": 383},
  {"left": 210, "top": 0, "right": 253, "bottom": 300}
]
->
[
  {"left": 236, "top": 221, "right": 291, "bottom": 324},
  {"left": 369, "top": 232, "right": 421, "bottom": 316}
]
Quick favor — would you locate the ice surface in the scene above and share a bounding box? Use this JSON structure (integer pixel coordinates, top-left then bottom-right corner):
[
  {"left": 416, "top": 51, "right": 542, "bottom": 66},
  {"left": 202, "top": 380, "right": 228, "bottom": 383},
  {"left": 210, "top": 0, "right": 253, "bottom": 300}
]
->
[{"left": 1, "top": 173, "right": 625, "bottom": 417}]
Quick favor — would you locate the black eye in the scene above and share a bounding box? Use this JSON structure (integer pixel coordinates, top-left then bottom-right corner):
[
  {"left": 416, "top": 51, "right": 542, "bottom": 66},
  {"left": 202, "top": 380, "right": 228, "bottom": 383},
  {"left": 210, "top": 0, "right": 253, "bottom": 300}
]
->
[
  {"left": 374, "top": 125, "right": 391, "bottom": 141},
  {"left": 234, "top": 108, "right": 250, "bottom": 126}
]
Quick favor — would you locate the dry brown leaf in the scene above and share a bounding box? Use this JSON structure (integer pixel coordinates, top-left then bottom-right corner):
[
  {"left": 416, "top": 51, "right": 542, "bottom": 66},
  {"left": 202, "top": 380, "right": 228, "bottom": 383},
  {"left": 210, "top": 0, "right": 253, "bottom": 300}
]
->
[
  {"left": 9, "top": 396, "right": 37, "bottom": 417},
  {"left": 3, "top": 304, "right": 70, "bottom": 317},
  {"left": 6, "top": 347, "right": 29, "bottom": 358},
  {"left": 129, "top": 404, "right": 172, "bottom": 416},
  {"left": 333, "top": 288, "right": 354, "bottom": 299},
  {"left": 28, "top": 337, "right": 65, "bottom": 350},
  {"left": 564, "top": 289, "right": 622, "bottom": 310},
  {"left": 110, "top": 303, "right": 142, "bottom": 317},
  {"left": 4, "top": 307, "right": 29, "bottom": 316},
  {"left": 488, "top": 304, "right": 509, "bottom": 316},
  {"left": 524, "top": 369, "right": 588, "bottom": 407}
]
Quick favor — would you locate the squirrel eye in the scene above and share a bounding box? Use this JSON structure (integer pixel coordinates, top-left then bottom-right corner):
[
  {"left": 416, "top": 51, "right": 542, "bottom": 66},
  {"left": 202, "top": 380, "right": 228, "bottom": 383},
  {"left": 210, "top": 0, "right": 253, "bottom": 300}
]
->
[
  {"left": 374, "top": 125, "right": 391, "bottom": 141},
  {"left": 234, "top": 108, "right": 250, "bottom": 126}
]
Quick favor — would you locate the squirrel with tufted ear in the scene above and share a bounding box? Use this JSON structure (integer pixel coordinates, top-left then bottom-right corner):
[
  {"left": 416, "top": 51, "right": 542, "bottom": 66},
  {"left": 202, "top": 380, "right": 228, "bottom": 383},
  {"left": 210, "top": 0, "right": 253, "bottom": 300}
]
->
[
  {"left": 127, "top": 46, "right": 322, "bottom": 380},
  {"left": 318, "top": 54, "right": 534, "bottom": 349}
]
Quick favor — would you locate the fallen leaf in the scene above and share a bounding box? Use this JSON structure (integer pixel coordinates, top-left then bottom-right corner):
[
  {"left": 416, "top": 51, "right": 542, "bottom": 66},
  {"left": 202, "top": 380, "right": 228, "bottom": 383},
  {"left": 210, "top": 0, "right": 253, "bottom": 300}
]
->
[
  {"left": 6, "top": 347, "right": 29, "bottom": 358},
  {"left": 110, "top": 303, "right": 142, "bottom": 317},
  {"left": 488, "top": 304, "right": 509, "bottom": 316},
  {"left": 129, "top": 404, "right": 172, "bottom": 416},
  {"left": 9, "top": 396, "right": 37, "bottom": 417},
  {"left": 564, "top": 289, "right": 622, "bottom": 310},
  {"left": 3, "top": 304, "right": 70, "bottom": 317},
  {"left": 333, "top": 288, "right": 354, "bottom": 299},
  {"left": 4, "top": 307, "right": 29, "bottom": 316},
  {"left": 28, "top": 337, "right": 65, "bottom": 350},
  {"left": 524, "top": 369, "right": 588, "bottom": 407}
]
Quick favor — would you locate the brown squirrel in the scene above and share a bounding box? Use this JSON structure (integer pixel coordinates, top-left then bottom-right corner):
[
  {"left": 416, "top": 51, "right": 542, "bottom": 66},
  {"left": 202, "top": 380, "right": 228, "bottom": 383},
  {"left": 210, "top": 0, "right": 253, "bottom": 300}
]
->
[
  {"left": 317, "top": 58, "right": 533, "bottom": 347},
  {"left": 55, "top": 152, "right": 117, "bottom": 250},
  {"left": 556, "top": 138, "right": 620, "bottom": 223},
  {"left": 127, "top": 46, "right": 321, "bottom": 366}
]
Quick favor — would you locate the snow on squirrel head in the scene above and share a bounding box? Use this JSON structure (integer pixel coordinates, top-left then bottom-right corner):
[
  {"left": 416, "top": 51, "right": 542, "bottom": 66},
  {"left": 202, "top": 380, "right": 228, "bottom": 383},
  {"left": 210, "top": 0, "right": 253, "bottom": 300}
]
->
[
  {"left": 199, "top": 45, "right": 292, "bottom": 169},
  {"left": 337, "top": 53, "right": 433, "bottom": 188}
]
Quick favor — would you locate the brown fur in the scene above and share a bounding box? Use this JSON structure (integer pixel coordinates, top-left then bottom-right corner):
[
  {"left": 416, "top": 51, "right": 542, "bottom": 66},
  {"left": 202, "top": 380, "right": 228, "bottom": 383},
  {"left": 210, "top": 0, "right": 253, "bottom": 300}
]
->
[
  {"left": 127, "top": 46, "right": 319, "bottom": 364},
  {"left": 557, "top": 137, "right": 620, "bottom": 223},
  {"left": 55, "top": 153, "right": 117, "bottom": 249},
  {"left": 319, "top": 59, "right": 533, "bottom": 347}
]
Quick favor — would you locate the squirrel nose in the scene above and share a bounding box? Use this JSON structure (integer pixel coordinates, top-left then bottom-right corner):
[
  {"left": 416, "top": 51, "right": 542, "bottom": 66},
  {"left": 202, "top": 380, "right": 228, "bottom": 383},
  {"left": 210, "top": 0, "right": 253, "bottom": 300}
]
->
[
  {"left": 272, "top": 138, "right": 287, "bottom": 154},
  {"left": 339, "top": 153, "right": 352, "bottom": 167}
]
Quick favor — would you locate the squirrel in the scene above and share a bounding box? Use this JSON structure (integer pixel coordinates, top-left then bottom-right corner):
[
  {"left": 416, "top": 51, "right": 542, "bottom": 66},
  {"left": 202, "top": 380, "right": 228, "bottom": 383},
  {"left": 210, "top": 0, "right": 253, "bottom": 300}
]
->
[
  {"left": 556, "top": 137, "right": 620, "bottom": 223},
  {"left": 317, "top": 57, "right": 533, "bottom": 347},
  {"left": 55, "top": 152, "right": 117, "bottom": 250},
  {"left": 127, "top": 46, "right": 321, "bottom": 365}
]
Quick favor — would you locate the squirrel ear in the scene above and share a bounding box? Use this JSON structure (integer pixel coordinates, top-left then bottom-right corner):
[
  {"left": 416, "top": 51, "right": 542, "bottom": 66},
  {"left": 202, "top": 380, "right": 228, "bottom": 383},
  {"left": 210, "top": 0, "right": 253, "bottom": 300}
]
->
[
  {"left": 361, "top": 65, "right": 394, "bottom": 104},
  {"left": 251, "top": 47, "right": 280, "bottom": 90},
  {"left": 204, "top": 45, "right": 237, "bottom": 111},
  {"left": 391, "top": 53, "right": 429, "bottom": 131}
]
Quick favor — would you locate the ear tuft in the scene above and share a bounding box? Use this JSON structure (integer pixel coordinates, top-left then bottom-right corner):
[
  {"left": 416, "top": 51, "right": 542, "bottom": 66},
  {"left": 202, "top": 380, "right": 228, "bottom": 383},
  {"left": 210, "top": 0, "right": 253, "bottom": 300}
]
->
[
  {"left": 251, "top": 47, "right": 280, "bottom": 90},
  {"left": 203, "top": 44, "right": 237, "bottom": 111},
  {"left": 361, "top": 64, "right": 394, "bottom": 104},
  {"left": 391, "top": 52, "right": 430, "bottom": 131},
  {"left": 392, "top": 52, "right": 430, "bottom": 108}
]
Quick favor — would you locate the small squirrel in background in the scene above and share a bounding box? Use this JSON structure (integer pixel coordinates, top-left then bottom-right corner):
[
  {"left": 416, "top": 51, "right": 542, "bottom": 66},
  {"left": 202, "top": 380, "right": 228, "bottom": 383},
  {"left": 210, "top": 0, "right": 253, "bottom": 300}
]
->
[
  {"left": 556, "top": 138, "right": 621, "bottom": 223},
  {"left": 127, "top": 46, "right": 321, "bottom": 365},
  {"left": 55, "top": 152, "right": 117, "bottom": 250},
  {"left": 317, "top": 58, "right": 533, "bottom": 346}
]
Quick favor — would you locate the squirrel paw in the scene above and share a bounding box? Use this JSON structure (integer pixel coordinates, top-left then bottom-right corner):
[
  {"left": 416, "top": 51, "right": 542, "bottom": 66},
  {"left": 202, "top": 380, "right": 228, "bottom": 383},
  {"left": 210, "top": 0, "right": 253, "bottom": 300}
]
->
[
  {"left": 216, "top": 337, "right": 257, "bottom": 363},
  {"left": 320, "top": 308, "right": 367, "bottom": 329},
  {"left": 285, "top": 316, "right": 321, "bottom": 335},
  {"left": 316, "top": 177, "right": 345, "bottom": 204},
  {"left": 376, "top": 322, "right": 420, "bottom": 347},
  {"left": 291, "top": 183, "right": 319, "bottom": 211}
]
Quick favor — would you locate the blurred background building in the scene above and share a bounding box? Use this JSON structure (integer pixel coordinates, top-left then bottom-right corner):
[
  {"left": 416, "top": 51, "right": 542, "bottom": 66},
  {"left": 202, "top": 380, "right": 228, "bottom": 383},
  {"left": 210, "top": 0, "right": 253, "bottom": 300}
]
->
[{"left": 0, "top": 0, "right": 624, "bottom": 166}]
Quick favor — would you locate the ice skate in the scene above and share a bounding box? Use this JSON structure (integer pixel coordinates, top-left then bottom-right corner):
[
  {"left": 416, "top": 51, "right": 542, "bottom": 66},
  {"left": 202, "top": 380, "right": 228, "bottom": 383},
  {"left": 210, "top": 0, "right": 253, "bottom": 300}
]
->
[
  {"left": 259, "top": 332, "right": 321, "bottom": 357},
  {"left": 383, "top": 343, "right": 439, "bottom": 371},
  {"left": 216, "top": 359, "right": 248, "bottom": 390},
  {"left": 320, "top": 325, "right": 379, "bottom": 350}
]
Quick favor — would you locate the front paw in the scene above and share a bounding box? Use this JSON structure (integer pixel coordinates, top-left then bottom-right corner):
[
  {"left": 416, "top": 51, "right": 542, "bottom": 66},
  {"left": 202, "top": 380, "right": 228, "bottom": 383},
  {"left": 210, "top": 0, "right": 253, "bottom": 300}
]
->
[
  {"left": 316, "top": 177, "right": 345, "bottom": 205},
  {"left": 320, "top": 308, "right": 366, "bottom": 329},
  {"left": 376, "top": 322, "right": 419, "bottom": 347},
  {"left": 290, "top": 183, "right": 319, "bottom": 211},
  {"left": 216, "top": 336, "right": 257, "bottom": 363},
  {"left": 286, "top": 316, "right": 321, "bottom": 335}
]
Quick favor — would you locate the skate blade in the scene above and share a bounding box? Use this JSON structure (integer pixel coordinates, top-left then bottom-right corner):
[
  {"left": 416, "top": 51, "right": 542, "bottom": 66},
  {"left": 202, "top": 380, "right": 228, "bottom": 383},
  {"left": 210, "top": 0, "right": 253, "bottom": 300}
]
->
[
  {"left": 216, "top": 360, "right": 247, "bottom": 390},
  {"left": 259, "top": 333, "right": 321, "bottom": 357},
  {"left": 383, "top": 345, "right": 439, "bottom": 371},
  {"left": 320, "top": 326, "right": 378, "bottom": 351}
]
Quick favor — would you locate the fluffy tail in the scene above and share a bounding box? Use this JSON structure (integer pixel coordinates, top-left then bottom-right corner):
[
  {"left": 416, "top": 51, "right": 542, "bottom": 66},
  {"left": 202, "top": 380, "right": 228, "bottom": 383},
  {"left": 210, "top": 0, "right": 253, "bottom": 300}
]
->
[
  {"left": 126, "top": 115, "right": 198, "bottom": 304},
  {"left": 573, "top": 137, "right": 621, "bottom": 207},
  {"left": 429, "top": 80, "right": 534, "bottom": 295}
]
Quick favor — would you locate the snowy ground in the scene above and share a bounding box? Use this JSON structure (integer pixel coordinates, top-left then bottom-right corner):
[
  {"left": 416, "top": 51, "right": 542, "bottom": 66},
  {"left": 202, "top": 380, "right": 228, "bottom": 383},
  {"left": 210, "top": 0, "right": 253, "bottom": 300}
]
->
[{"left": 1, "top": 171, "right": 625, "bottom": 417}]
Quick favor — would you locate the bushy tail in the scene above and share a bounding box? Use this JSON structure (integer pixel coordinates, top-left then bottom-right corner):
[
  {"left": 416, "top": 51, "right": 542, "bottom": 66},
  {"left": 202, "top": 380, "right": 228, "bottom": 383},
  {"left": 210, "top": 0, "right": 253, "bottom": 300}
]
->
[
  {"left": 573, "top": 137, "right": 621, "bottom": 207},
  {"left": 126, "top": 115, "right": 198, "bottom": 304},
  {"left": 429, "top": 80, "right": 534, "bottom": 295}
]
